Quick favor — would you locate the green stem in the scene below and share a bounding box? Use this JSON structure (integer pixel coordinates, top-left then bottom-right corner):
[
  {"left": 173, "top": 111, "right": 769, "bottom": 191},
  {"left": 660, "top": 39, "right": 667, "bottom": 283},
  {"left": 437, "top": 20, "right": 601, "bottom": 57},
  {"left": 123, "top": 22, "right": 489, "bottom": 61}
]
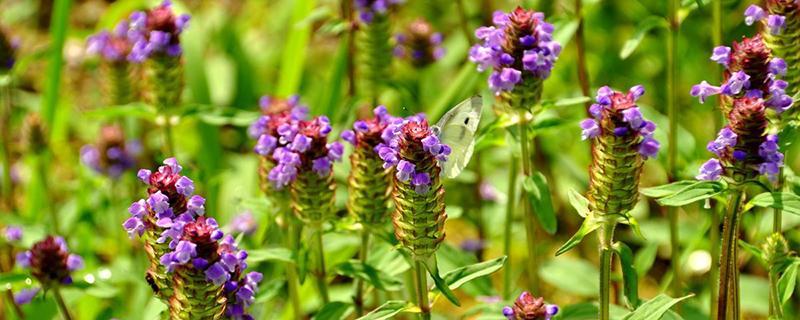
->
[
  {"left": 717, "top": 190, "right": 744, "bottom": 320},
  {"left": 354, "top": 230, "right": 370, "bottom": 316},
  {"left": 709, "top": 200, "right": 721, "bottom": 320},
  {"left": 503, "top": 156, "right": 519, "bottom": 299},
  {"left": 518, "top": 109, "right": 540, "bottom": 294},
  {"left": 0, "top": 76, "right": 13, "bottom": 212},
  {"left": 769, "top": 268, "right": 784, "bottom": 318},
  {"left": 285, "top": 217, "right": 302, "bottom": 318},
  {"left": 313, "top": 227, "right": 330, "bottom": 304},
  {"left": 773, "top": 168, "right": 784, "bottom": 234},
  {"left": 163, "top": 119, "right": 175, "bottom": 156},
  {"left": 414, "top": 260, "right": 431, "bottom": 320},
  {"left": 666, "top": 0, "right": 682, "bottom": 299},
  {"left": 37, "top": 155, "right": 58, "bottom": 234},
  {"left": 598, "top": 223, "right": 616, "bottom": 320},
  {"left": 53, "top": 287, "right": 73, "bottom": 320}
]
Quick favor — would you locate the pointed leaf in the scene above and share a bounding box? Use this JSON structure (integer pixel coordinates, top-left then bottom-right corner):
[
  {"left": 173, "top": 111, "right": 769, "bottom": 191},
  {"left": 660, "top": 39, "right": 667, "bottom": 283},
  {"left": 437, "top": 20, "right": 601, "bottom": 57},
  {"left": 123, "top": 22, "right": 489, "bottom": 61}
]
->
[
  {"left": 423, "top": 257, "right": 460, "bottom": 306},
  {"left": 440, "top": 256, "right": 507, "bottom": 291},
  {"left": 613, "top": 242, "right": 640, "bottom": 308},
  {"left": 746, "top": 192, "right": 800, "bottom": 216},
  {"left": 640, "top": 180, "right": 699, "bottom": 198},
  {"left": 568, "top": 189, "right": 591, "bottom": 218},
  {"left": 315, "top": 301, "right": 352, "bottom": 320},
  {"left": 634, "top": 243, "right": 659, "bottom": 276},
  {"left": 779, "top": 261, "right": 799, "bottom": 304},
  {"left": 738, "top": 240, "right": 766, "bottom": 266},
  {"left": 654, "top": 181, "right": 726, "bottom": 207},
  {"left": 556, "top": 218, "right": 601, "bottom": 256},
  {"left": 247, "top": 247, "right": 294, "bottom": 264},
  {"left": 335, "top": 260, "right": 403, "bottom": 291},
  {"left": 357, "top": 300, "right": 419, "bottom": 320},
  {"left": 622, "top": 294, "right": 694, "bottom": 320},
  {"left": 523, "top": 172, "right": 557, "bottom": 234},
  {"left": 620, "top": 16, "right": 668, "bottom": 59}
]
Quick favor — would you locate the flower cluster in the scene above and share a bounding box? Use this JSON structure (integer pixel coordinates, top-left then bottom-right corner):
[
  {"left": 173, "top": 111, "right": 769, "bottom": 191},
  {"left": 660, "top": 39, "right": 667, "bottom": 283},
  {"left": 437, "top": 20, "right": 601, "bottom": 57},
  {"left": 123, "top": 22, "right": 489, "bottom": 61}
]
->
[
  {"left": 394, "top": 19, "right": 445, "bottom": 68},
  {"left": 502, "top": 291, "right": 559, "bottom": 320},
  {"left": 690, "top": 35, "right": 792, "bottom": 113},
  {"left": 469, "top": 8, "right": 561, "bottom": 94},
  {"left": 267, "top": 115, "right": 343, "bottom": 189},
  {"left": 341, "top": 105, "right": 399, "bottom": 148},
  {"left": 86, "top": 19, "right": 138, "bottom": 62},
  {"left": 697, "top": 98, "right": 784, "bottom": 182},
  {"left": 126, "top": 0, "right": 191, "bottom": 62},
  {"left": 0, "top": 28, "right": 16, "bottom": 71},
  {"left": 354, "top": 0, "right": 403, "bottom": 24},
  {"left": 124, "top": 158, "right": 204, "bottom": 239},
  {"left": 579, "top": 85, "right": 660, "bottom": 159},
  {"left": 159, "top": 215, "right": 262, "bottom": 318},
  {"left": 17, "top": 236, "right": 84, "bottom": 287},
  {"left": 80, "top": 125, "right": 140, "bottom": 178},
  {"left": 744, "top": 4, "right": 787, "bottom": 35},
  {"left": 249, "top": 95, "right": 309, "bottom": 150},
  {"left": 378, "top": 115, "right": 450, "bottom": 194}
]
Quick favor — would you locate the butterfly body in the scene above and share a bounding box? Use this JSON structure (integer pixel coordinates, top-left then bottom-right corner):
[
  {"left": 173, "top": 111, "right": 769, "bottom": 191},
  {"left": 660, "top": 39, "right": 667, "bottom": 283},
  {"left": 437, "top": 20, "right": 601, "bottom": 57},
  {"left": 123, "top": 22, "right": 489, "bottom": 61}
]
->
[{"left": 433, "top": 96, "right": 483, "bottom": 179}]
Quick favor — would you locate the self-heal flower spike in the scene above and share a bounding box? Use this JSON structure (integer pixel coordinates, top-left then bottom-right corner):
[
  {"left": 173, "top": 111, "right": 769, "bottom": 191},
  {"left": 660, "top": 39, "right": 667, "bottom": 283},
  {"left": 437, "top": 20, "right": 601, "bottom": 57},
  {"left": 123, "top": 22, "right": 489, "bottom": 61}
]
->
[
  {"left": 249, "top": 95, "right": 309, "bottom": 195},
  {"left": 80, "top": 125, "right": 140, "bottom": 179},
  {"left": 394, "top": 19, "right": 445, "bottom": 68},
  {"left": 470, "top": 7, "right": 561, "bottom": 105},
  {"left": 745, "top": 4, "right": 787, "bottom": 35},
  {"left": 159, "top": 215, "right": 261, "bottom": 319},
  {"left": 691, "top": 34, "right": 792, "bottom": 114},
  {"left": 581, "top": 86, "right": 658, "bottom": 218},
  {"left": 274, "top": 115, "right": 342, "bottom": 224},
  {"left": 344, "top": 106, "right": 400, "bottom": 227},
  {"left": 354, "top": 0, "right": 403, "bottom": 24},
  {"left": 696, "top": 98, "right": 783, "bottom": 182},
  {"left": 86, "top": 20, "right": 140, "bottom": 105},
  {"left": 356, "top": 0, "right": 400, "bottom": 102},
  {"left": 129, "top": 0, "right": 191, "bottom": 109},
  {"left": 125, "top": 158, "right": 204, "bottom": 302},
  {"left": 761, "top": 0, "right": 800, "bottom": 107},
  {"left": 382, "top": 115, "right": 449, "bottom": 260},
  {"left": 17, "top": 236, "right": 83, "bottom": 288},
  {"left": 502, "top": 291, "right": 559, "bottom": 320}
]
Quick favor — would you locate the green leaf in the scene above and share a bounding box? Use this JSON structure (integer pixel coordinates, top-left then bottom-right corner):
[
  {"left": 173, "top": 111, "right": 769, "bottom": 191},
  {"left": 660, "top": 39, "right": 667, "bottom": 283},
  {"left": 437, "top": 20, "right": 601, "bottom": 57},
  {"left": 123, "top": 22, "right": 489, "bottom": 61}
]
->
[
  {"left": 557, "top": 302, "right": 630, "bottom": 320},
  {"left": 0, "top": 273, "right": 31, "bottom": 285},
  {"left": 247, "top": 247, "right": 294, "bottom": 264},
  {"left": 357, "top": 300, "right": 418, "bottom": 320},
  {"left": 556, "top": 218, "right": 600, "bottom": 256},
  {"left": 613, "top": 242, "right": 640, "bottom": 308},
  {"left": 335, "top": 260, "right": 403, "bottom": 291},
  {"left": 620, "top": 16, "right": 668, "bottom": 59},
  {"left": 276, "top": 0, "right": 317, "bottom": 96},
  {"left": 523, "top": 172, "right": 557, "bottom": 234},
  {"left": 654, "top": 181, "right": 726, "bottom": 207},
  {"left": 746, "top": 192, "right": 800, "bottom": 215},
  {"left": 738, "top": 240, "right": 766, "bottom": 266},
  {"left": 640, "top": 180, "right": 698, "bottom": 198},
  {"left": 540, "top": 96, "right": 592, "bottom": 109},
  {"left": 568, "top": 189, "right": 591, "bottom": 218},
  {"left": 423, "top": 258, "right": 461, "bottom": 306},
  {"left": 778, "top": 261, "right": 799, "bottom": 304},
  {"left": 315, "top": 301, "right": 352, "bottom": 320},
  {"left": 540, "top": 258, "right": 599, "bottom": 297},
  {"left": 440, "top": 256, "right": 506, "bottom": 291},
  {"left": 622, "top": 294, "right": 694, "bottom": 320},
  {"left": 83, "top": 103, "right": 157, "bottom": 120},
  {"left": 41, "top": 0, "right": 72, "bottom": 132},
  {"left": 634, "top": 243, "right": 659, "bottom": 276}
]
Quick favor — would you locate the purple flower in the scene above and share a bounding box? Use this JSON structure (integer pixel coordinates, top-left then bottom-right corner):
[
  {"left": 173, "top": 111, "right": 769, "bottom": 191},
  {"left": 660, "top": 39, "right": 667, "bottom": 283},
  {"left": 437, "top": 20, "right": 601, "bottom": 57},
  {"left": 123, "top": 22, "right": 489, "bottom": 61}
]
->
[
  {"left": 707, "top": 127, "right": 738, "bottom": 157},
  {"left": 290, "top": 134, "right": 311, "bottom": 153},
  {"left": 327, "top": 142, "right": 344, "bottom": 161},
  {"left": 14, "top": 287, "right": 39, "bottom": 305},
  {"left": 255, "top": 135, "right": 277, "bottom": 156},
  {"left": 412, "top": 172, "right": 431, "bottom": 194},
  {"left": 205, "top": 262, "right": 230, "bottom": 286},
  {"left": 378, "top": 145, "right": 398, "bottom": 168},
  {"left": 396, "top": 160, "right": 415, "bottom": 182},
  {"left": 341, "top": 130, "right": 356, "bottom": 145},
  {"left": 621, "top": 107, "right": 644, "bottom": 129},
  {"left": 690, "top": 81, "right": 722, "bottom": 103},
  {"left": 744, "top": 5, "right": 766, "bottom": 26},
  {"left": 16, "top": 251, "right": 31, "bottom": 268},
  {"left": 137, "top": 169, "right": 152, "bottom": 183},
  {"left": 123, "top": 217, "right": 145, "bottom": 238},
  {"left": 4, "top": 226, "right": 22, "bottom": 242},
  {"left": 229, "top": 212, "right": 257, "bottom": 235},
  {"left": 489, "top": 68, "right": 522, "bottom": 94},
  {"left": 589, "top": 104, "right": 605, "bottom": 119},
  {"left": 629, "top": 85, "right": 645, "bottom": 100},
  {"left": 639, "top": 137, "right": 660, "bottom": 159},
  {"left": 721, "top": 71, "right": 750, "bottom": 95},
  {"left": 580, "top": 119, "right": 600, "bottom": 140},
  {"left": 479, "top": 182, "right": 498, "bottom": 202},
  {"left": 312, "top": 157, "right": 332, "bottom": 177},
  {"left": 596, "top": 86, "right": 614, "bottom": 105},
  {"left": 710, "top": 46, "right": 731, "bottom": 66},
  {"left": 767, "top": 15, "right": 786, "bottom": 35},
  {"left": 769, "top": 58, "right": 787, "bottom": 77},
  {"left": 67, "top": 254, "right": 84, "bottom": 271},
  {"left": 175, "top": 176, "right": 194, "bottom": 196},
  {"left": 697, "top": 158, "right": 723, "bottom": 181}
]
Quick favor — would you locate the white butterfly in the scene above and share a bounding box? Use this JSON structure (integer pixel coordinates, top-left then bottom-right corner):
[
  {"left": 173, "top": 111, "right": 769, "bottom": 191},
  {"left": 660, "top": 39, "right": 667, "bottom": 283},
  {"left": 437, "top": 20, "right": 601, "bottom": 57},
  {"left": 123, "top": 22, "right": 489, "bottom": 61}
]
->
[{"left": 432, "top": 96, "right": 483, "bottom": 179}]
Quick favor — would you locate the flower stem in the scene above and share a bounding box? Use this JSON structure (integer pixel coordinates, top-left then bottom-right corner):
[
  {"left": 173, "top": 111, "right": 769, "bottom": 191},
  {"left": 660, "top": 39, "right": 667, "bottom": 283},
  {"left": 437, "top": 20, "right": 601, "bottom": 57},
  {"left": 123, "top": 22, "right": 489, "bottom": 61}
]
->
[
  {"left": 313, "top": 227, "right": 330, "bottom": 304},
  {"left": 354, "top": 229, "right": 370, "bottom": 316},
  {"left": 709, "top": 200, "right": 721, "bottom": 319},
  {"left": 285, "top": 217, "right": 302, "bottom": 318},
  {"left": 163, "top": 119, "right": 175, "bottom": 156},
  {"left": 769, "top": 267, "right": 784, "bottom": 318},
  {"left": 666, "top": 0, "right": 682, "bottom": 299},
  {"left": 414, "top": 260, "right": 431, "bottom": 320},
  {"left": 518, "top": 109, "right": 540, "bottom": 294},
  {"left": 503, "top": 156, "right": 519, "bottom": 299},
  {"left": 0, "top": 76, "right": 14, "bottom": 212},
  {"left": 717, "top": 190, "right": 744, "bottom": 320},
  {"left": 53, "top": 287, "right": 73, "bottom": 320},
  {"left": 598, "top": 223, "right": 615, "bottom": 320}
]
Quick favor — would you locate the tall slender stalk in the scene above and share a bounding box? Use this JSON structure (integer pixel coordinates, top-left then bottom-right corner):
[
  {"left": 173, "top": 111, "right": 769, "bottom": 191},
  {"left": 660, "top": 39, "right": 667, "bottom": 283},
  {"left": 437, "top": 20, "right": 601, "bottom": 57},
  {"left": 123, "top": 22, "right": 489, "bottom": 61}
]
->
[
  {"left": 666, "top": 0, "right": 682, "bottom": 298},
  {"left": 414, "top": 261, "right": 431, "bottom": 320},
  {"left": 0, "top": 76, "right": 13, "bottom": 211},
  {"left": 354, "top": 230, "right": 370, "bottom": 316},
  {"left": 342, "top": 0, "right": 356, "bottom": 98},
  {"left": 598, "top": 223, "right": 615, "bottom": 320},
  {"left": 285, "top": 214, "right": 302, "bottom": 318},
  {"left": 53, "top": 287, "right": 73, "bottom": 320},
  {"left": 717, "top": 189, "right": 744, "bottom": 320},
  {"left": 709, "top": 0, "right": 722, "bottom": 316},
  {"left": 313, "top": 227, "right": 330, "bottom": 304},
  {"left": 503, "top": 156, "right": 519, "bottom": 299},
  {"left": 518, "top": 109, "right": 540, "bottom": 294}
]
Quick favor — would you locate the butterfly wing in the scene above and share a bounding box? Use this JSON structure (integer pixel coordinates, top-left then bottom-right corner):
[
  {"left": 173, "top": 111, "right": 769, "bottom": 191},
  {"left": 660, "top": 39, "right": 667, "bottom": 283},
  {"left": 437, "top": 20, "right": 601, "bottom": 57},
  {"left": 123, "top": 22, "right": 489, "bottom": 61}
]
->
[{"left": 436, "top": 96, "right": 483, "bottom": 179}]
